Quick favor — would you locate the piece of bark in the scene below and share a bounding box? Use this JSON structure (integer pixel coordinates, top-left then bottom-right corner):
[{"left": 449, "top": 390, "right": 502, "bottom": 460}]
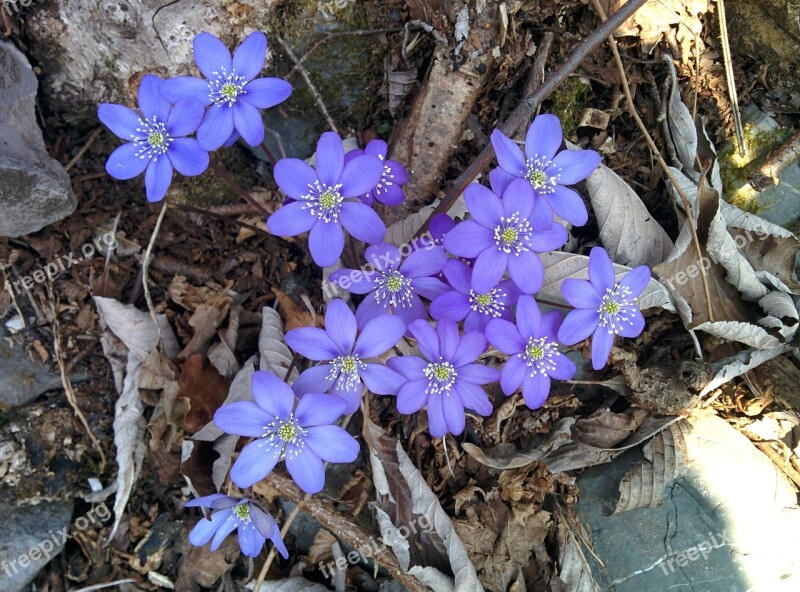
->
[{"left": 750, "top": 355, "right": 800, "bottom": 412}]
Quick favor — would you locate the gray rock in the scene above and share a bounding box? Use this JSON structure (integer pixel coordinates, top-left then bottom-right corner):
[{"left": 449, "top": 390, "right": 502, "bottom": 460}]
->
[
  {"left": 576, "top": 413, "right": 800, "bottom": 591},
  {"left": 0, "top": 498, "right": 74, "bottom": 592},
  {"left": 0, "top": 42, "right": 76, "bottom": 238}
]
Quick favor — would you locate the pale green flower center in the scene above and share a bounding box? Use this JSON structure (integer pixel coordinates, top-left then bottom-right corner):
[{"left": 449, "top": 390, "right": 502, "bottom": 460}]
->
[
  {"left": 278, "top": 422, "right": 297, "bottom": 441},
  {"left": 474, "top": 293, "right": 493, "bottom": 307},
  {"left": 528, "top": 169, "right": 548, "bottom": 188},
  {"left": 387, "top": 275, "right": 403, "bottom": 292},
  {"left": 424, "top": 360, "right": 457, "bottom": 394},
  {"left": 341, "top": 356, "right": 357, "bottom": 373},
  {"left": 221, "top": 82, "right": 238, "bottom": 101},
  {"left": 148, "top": 131, "right": 165, "bottom": 148},
  {"left": 501, "top": 228, "right": 518, "bottom": 244},
  {"left": 319, "top": 190, "right": 337, "bottom": 209},
  {"left": 525, "top": 343, "right": 544, "bottom": 360},
  {"left": 602, "top": 300, "right": 621, "bottom": 315},
  {"left": 232, "top": 504, "right": 250, "bottom": 521}
]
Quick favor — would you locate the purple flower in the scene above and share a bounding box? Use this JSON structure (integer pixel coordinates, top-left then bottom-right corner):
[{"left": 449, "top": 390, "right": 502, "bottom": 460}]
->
[
  {"left": 286, "top": 299, "right": 406, "bottom": 414},
  {"left": 386, "top": 319, "right": 498, "bottom": 437},
  {"left": 162, "top": 32, "right": 292, "bottom": 151},
  {"left": 430, "top": 214, "right": 455, "bottom": 244},
  {"left": 486, "top": 296, "right": 576, "bottom": 409},
  {"left": 329, "top": 242, "right": 449, "bottom": 329},
  {"left": 186, "top": 495, "right": 287, "bottom": 558},
  {"left": 430, "top": 259, "right": 518, "bottom": 333},
  {"left": 489, "top": 114, "right": 601, "bottom": 229},
  {"left": 214, "top": 371, "right": 359, "bottom": 493},
  {"left": 344, "top": 139, "right": 408, "bottom": 206},
  {"left": 557, "top": 247, "right": 650, "bottom": 370},
  {"left": 442, "top": 182, "right": 568, "bottom": 294},
  {"left": 98, "top": 75, "right": 208, "bottom": 202},
  {"left": 267, "top": 132, "right": 386, "bottom": 267}
]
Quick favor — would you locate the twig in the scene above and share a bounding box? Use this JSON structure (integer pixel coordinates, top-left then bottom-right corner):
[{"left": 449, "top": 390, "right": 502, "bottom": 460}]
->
[
  {"left": 259, "top": 141, "right": 278, "bottom": 166},
  {"left": 753, "top": 441, "right": 800, "bottom": 490},
  {"left": 209, "top": 161, "right": 269, "bottom": 216},
  {"left": 174, "top": 203, "right": 271, "bottom": 238},
  {"left": 284, "top": 28, "right": 403, "bottom": 78},
  {"left": 591, "top": 0, "right": 714, "bottom": 323},
  {"left": 751, "top": 129, "right": 800, "bottom": 191},
  {"left": 419, "top": 0, "right": 651, "bottom": 233},
  {"left": 717, "top": 0, "right": 746, "bottom": 157},
  {"left": 1, "top": 6, "right": 12, "bottom": 37},
  {"left": 47, "top": 284, "right": 107, "bottom": 471},
  {"left": 65, "top": 128, "right": 102, "bottom": 172},
  {"left": 142, "top": 202, "right": 168, "bottom": 328},
  {"left": 276, "top": 36, "right": 337, "bottom": 133},
  {"left": 521, "top": 31, "right": 555, "bottom": 115}
]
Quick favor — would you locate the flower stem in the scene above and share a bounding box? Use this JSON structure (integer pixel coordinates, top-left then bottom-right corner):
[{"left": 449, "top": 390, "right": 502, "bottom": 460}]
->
[
  {"left": 259, "top": 141, "right": 278, "bottom": 166},
  {"left": 209, "top": 161, "right": 268, "bottom": 217}
]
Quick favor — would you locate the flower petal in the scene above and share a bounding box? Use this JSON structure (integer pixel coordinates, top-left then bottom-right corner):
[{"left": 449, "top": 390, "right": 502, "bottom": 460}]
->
[
  {"left": 437, "top": 318, "right": 460, "bottom": 360},
  {"left": 285, "top": 446, "right": 325, "bottom": 493},
  {"left": 491, "top": 128, "right": 526, "bottom": 175},
  {"left": 525, "top": 113, "right": 563, "bottom": 161},
  {"left": 189, "top": 511, "right": 227, "bottom": 547},
  {"left": 355, "top": 293, "right": 388, "bottom": 328},
  {"left": 548, "top": 351, "right": 577, "bottom": 380},
  {"left": 619, "top": 265, "right": 651, "bottom": 298},
  {"left": 328, "top": 268, "right": 378, "bottom": 295},
  {"left": 453, "top": 381, "right": 494, "bottom": 415},
  {"left": 186, "top": 493, "right": 234, "bottom": 509},
  {"left": 251, "top": 370, "right": 296, "bottom": 418},
  {"left": 166, "top": 97, "right": 206, "bottom": 136},
  {"left": 237, "top": 522, "right": 265, "bottom": 557},
  {"left": 291, "top": 364, "right": 335, "bottom": 396},
  {"left": 198, "top": 105, "right": 235, "bottom": 151},
  {"left": 471, "top": 248, "right": 507, "bottom": 294},
  {"left": 451, "top": 331, "right": 487, "bottom": 367},
  {"left": 551, "top": 148, "right": 601, "bottom": 184},
  {"left": 561, "top": 278, "right": 601, "bottom": 309},
  {"left": 557, "top": 308, "right": 600, "bottom": 345},
  {"left": 464, "top": 184, "right": 503, "bottom": 228},
  {"left": 408, "top": 319, "right": 439, "bottom": 361},
  {"left": 144, "top": 156, "right": 173, "bottom": 202},
  {"left": 442, "top": 220, "right": 495, "bottom": 258},
  {"left": 457, "top": 363, "right": 500, "bottom": 385},
  {"left": 137, "top": 75, "right": 170, "bottom": 123},
  {"left": 233, "top": 100, "right": 265, "bottom": 146},
  {"left": 500, "top": 354, "right": 526, "bottom": 395},
  {"left": 616, "top": 307, "right": 645, "bottom": 338},
  {"left": 515, "top": 295, "right": 542, "bottom": 340},
  {"left": 427, "top": 394, "right": 448, "bottom": 437},
  {"left": 267, "top": 201, "right": 315, "bottom": 236},
  {"left": 588, "top": 246, "right": 616, "bottom": 294},
  {"left": 354, "top": 314, "right": 406, "bottom": 357},
  {"left": 331, "top": 378, "right": 361, "bottom": 414},
  {"left": 396, "top": 378, "right": 430, "bottom": 413},
  {"left": 366, "top": 243, "right": 402, "bottom": 271},
  {"left": 361, "top": 363, "right": 405, "bottom": 394},
  {"left": 591, "top": 327, "right": 615, "bottom": 370},
  {"left": 230, "top": 439, "right": 281, "bottom": 487},
  {"left": 386, "top": 355, "right": 427, "bottom": 379},
  {"left": 232, "top": 31, "right": 266, "bottom": 81},
  {"left": 442, "top": 259, "right": 471, "bottom": 294},
  {"left": 324, "top": 299, "right": 357, "bottom": 354},
  {"left": 296, "top": 393, "right": 348, "bottom": 426},
  {"left": 412, "top": 276, "right": 450, "bottom": 301},
  {"left": 393, "top": 294, "right": 429, "bottom": 328},
  {"left": 430, "top": 290, "right": 471, "bottom": 322},
  {"left": 304, "top": 425, "right": 360, "bottom": 462},
  {"left": 547, "top": 185, "right": 588, "bottom": 227},
  {"left": 501, "top": 178, "right": 535, "bottom": 220},
  {"left": 275, "top": 158, "right": 317, "bottom": 199},
  {"left": 340, "top": 202, "right": 386, "bottom": 244},
  {"left": 161, "top": 76, "right": 211, "bottom": 105},
  {"left": 339, "top": 155, "right": 384, "bottom": 198},
  {"left": 521, "top": 373, "right": 550, "bottom": 409},
  {"left": 531, "top": 194, "right": 554, "bottom": 230},
  {"left": 105, "top": 142, "right": 149, "bottom": 180},
  {"left": 309, "top": 220, "right": 345, "bottom": 267},
  {"left": 98, "top": 104, "right": 144, "bottom": 140},
  {"left": 485, "top": 319, "right": 525, "bottom": 354},
  {"left": 168, "top": 138, "right": 209, "bottom": 176},
  {"left": 194, "top": 32, "right": 233, "bottom": 80},
  {"left": 508, "top": 252, "right": 543, "bottom": 294},
  {"left": 538, "top": 310, "right": 564, "bottom": 341},
  {"left": 211, "top": 513, "right": 239, "bottom": 551},
  {"left": 528, "top": 225, "right": 568, "bottom": 252},
  {"left": 489, "top": 167, "right": 516, "bottom": 196},
  {"left": 442, "top": 392, "right": 465, "bottom": 435},
  {"left": 241, "top": 77, "right": 293, "bottom": 109},
  {"left": 285, "top": 327, "right": 341, "bottom": 359},
  {"left": 213, "top": 401, "right": 272, "bottom": 437},
  {"left": 400, "top": 245, "right": 446, "bottom": 278},
  {"left": 315, "top": 131, "right": 344, "bottom": 186}
]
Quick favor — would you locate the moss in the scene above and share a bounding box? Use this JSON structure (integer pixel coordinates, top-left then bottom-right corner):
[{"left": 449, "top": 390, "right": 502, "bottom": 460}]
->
[
  {"left": 548, "top": 77, "right": 591, "bottom": 135},
  {"left": 718, "top": 123, "right": 787, "bottom": 214}
]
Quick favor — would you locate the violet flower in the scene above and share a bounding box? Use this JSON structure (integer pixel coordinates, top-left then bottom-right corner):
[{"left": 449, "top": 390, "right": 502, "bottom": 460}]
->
[
  {"left": 286, "top": 299, "right": 406, "bottom": 414},
  {"left": 214, "top": 370, "right": 359, "bottom": 493},
  {"left": 485, "top": 295, "right": 576, "bottom": 409},
  {"left": 162, "top": 31, "right": 292, "bottom": 151},
  {"left": 386, "top": 319, "right": 499, "bottom": 437},
  {"left": 344, "top": 139, "right": 408, "bottom": 206},
  {"left": 557, "top": 247, "right": 650, "bottom": 370},
  {"left": 489, "top": 114, "right": 601, "bottom": 229},
  {"left": 430, "top": 259, "right": 518, "bottom": 333},
  {"left": 267, "top": 131, "right": 386, "bottom": 267},
  {"left": 186, "top": 495, "right": 287, "bottom": 558},
  {"left": 328, "top": 242, "right": 449, "bottom": 328},
  {"left": 98, "top": 75, "right": 208, "bottom": 202},
  {"left": 442, "top": 181, "right": 568, "bottom": 294}
]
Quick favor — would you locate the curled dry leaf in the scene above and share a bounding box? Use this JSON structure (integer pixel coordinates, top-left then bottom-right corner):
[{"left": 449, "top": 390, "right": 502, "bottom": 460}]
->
[
  {"left": 552, "top": 510, "right": 601, "bottom": 592},
  {"left": 259, "top": 306, "right": 299, "bottom": 381},
  {"left": 177, "top": 354, "right": 230, "bottom": 433},
  {"left": 272, "top": 288, "right": 319, "bottom": 331}
]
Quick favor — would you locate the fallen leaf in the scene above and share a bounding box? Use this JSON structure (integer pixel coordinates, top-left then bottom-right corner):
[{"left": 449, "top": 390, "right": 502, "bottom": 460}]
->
[
  {"left": 176, "top": 524, "right": 238, "bottom": 592},
  {"left": 177, "top": 354, "right": 230, "bottom": 433},
  {"left": 272, "top": 288, "right": 318, "bottom": 331}
]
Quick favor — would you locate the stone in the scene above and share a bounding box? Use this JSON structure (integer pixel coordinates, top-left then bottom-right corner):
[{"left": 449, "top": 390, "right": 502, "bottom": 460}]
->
[
  {"left": 0, "top": 41, "right": 76, "bottom": 237},
  {"left": 576, "top": 413, "right": 800, "bottom": 591},
  {"left": 0, "top": 498, "right": 74, "bottom": 592},
  {"left": 0, "top": 327, "right": 66, "bottom": 409}
]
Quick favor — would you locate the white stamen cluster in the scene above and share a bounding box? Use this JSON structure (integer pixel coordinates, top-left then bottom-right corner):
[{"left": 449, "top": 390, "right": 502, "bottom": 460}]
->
[
  {"left": 469, "top": 287, "right": 506, "bottom": 318},
  {"left": 208, "top": 67, "right": 247, "bottom": 107},
  {"left": 134, "top": 117, "right": 172, "bottom": 159},
  {"left": 328, "top": 354, "right": 366, "bottom": 390},
  {"left": 262, "top": 414, "right": 307, "bottom": 459},
  {"left": 302, "top": 181, "right": 344, "bottom": 223},
  {"left": 493, "top": 212, "right": 532, "bottom": 255},
  {"left": 525, "top": 155, "right": 560, "bottom": 194},
  {"left": 597, "top": 284, "right": 637, "bottom": 334},
  {"left": 423, "top": 358, "right": 457, "bottom": 395},
  {"left": 232, "top": 503, "right": 252, "bottom": 523},
  {"left": 520, "top": 336, "right": 558, "bottom": 377},
  {"left": 374, "top": 269, "right": 414, "bottom": 308}
]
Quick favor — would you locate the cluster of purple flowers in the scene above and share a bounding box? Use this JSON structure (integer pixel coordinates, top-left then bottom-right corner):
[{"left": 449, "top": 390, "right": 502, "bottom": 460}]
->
[{"left": 99, "top": 31, "right": 651, "bottom": 562}]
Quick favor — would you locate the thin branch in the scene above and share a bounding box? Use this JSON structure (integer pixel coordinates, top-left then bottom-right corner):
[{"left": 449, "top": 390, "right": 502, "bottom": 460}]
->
[
  {"left": 276, "top": 36, "right": 337, "bottom": 133},
  {"left": 590, "top": 0, "right": 714, "bottom": 323},
  {"left": 142, "top": 202, "right": 168, "bottom": 329},
  {"left": 717, "top": 0, "right": 746, "bottom": 157},
  {"left": 419, "top": 0, "right": 651, "bottom": 233},
  {"left": 65, "top": 128, "right": 102, "bottom": 172}
]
